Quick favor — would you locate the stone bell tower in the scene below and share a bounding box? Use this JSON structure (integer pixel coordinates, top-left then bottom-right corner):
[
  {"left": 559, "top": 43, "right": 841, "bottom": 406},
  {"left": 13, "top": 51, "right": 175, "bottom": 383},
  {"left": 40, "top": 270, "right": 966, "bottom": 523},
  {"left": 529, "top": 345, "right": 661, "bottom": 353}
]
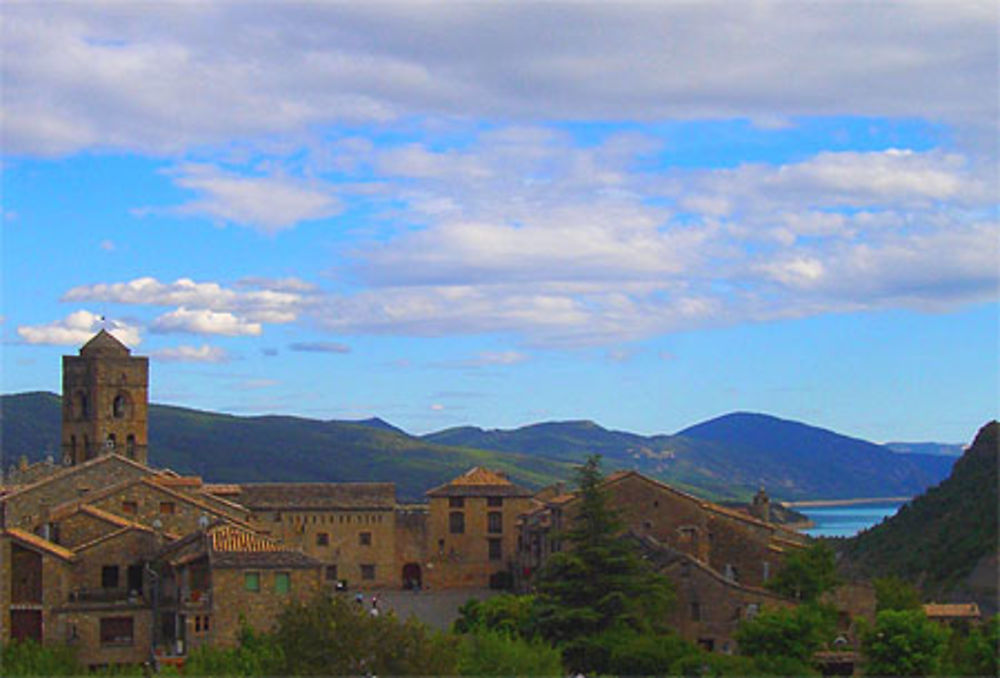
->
[{"left": 61, "top": 330, "right": 149, "bottom": 466}]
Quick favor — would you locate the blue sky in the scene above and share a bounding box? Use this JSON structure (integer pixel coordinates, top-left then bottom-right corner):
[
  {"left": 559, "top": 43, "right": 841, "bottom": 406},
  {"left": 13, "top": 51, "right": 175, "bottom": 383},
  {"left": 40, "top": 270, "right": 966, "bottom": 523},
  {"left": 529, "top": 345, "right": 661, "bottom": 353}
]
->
[{"left": 2, "top": 2, "right": 997, "bottom": 443}]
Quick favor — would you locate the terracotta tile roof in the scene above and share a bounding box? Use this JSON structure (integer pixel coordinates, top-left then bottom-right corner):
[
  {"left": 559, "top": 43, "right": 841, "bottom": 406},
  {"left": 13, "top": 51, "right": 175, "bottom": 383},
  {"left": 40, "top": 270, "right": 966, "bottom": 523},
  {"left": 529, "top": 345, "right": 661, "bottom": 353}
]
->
[
  {"left": 203, "top": 483, "right": 242, "bottom": 496},
  {"left": 924, "top": 603, "right": 981, "bottom": 619},
  {"left": 3, "top": 528, "right": 77, "bottom": 561},
  {"left": 427, "top": 467, "right": 533, "bottom": 498},
  {"left": 209, "top": 524, "right": 283, "bottom": 553},
  {"left": 150, "top": 475, "right": 203, "bottom": 488},
  {"left": 234, "top": 482, "right": 397, "bottom": 510},
  {"left": 206, "top": 522, "right": 321, "bottom": 569}
]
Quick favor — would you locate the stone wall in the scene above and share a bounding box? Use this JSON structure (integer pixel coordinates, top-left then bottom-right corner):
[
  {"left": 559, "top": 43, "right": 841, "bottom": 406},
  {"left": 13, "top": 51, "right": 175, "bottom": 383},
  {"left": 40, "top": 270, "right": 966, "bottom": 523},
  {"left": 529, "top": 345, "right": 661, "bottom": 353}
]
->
[
  {"left": 208, "top": 567, "right": 321, "bottom": 647},
  {"left": 253, "top": 508, "right": 398, "bottom": 589}
]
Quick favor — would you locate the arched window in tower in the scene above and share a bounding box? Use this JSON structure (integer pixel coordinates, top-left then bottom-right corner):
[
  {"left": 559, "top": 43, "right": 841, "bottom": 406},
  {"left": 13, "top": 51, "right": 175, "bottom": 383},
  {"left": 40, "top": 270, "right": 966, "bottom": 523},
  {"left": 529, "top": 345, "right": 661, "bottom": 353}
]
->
[
  {"left": 84, "top": 435, "right": 93, "bottom": 460},
  {"left": 76, "top": 392, "right": 89, "bottom": 420},
  {"left": 70, "top": 435, "right": 77, "bottom": 462},
  {"left": 126, "top": 435, "right": 136, "bottom": 459},
  {"left": 106, "top": 434, "right": 116, "bottom": 451},
  {"left": 113, "top": 394, "right": 129, "bottom": 419}
]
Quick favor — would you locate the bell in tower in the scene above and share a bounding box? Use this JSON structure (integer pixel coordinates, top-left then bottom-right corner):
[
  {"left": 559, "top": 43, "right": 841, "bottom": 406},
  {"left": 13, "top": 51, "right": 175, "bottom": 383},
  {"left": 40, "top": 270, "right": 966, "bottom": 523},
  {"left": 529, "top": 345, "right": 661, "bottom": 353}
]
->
[{"left": 61, "top": 330, "right": 149, "bottom": 466}]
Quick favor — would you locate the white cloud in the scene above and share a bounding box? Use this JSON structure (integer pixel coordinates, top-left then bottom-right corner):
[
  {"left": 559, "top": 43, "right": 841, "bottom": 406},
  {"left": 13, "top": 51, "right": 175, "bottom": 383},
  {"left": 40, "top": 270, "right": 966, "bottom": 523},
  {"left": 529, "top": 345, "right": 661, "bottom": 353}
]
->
[
  {"left": 288, "top": 341, "right": 351, "bottom": 354},
  {"left": 17, "top": 310, "right": 141, "bottom": 346},
  {"left": 152, "top": 344, "right": 230, "bottom": 363},
  {"left": 2, "top": 3, "right": 995, "bottom": 156},
  {"left": 151, "top": 307, "right": 262, "bottom": 336},
  {"left": 63, "top": 276, "right": 306, "bottom": 325},
  {"left": 167, "top": 164, "right": 342, "bottom": 233}
]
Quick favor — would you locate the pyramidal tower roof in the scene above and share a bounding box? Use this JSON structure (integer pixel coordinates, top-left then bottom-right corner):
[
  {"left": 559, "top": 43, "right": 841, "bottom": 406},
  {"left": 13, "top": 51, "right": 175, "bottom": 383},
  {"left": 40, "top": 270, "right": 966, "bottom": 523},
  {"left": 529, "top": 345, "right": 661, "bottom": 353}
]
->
[{"left": 79, "top": 329, "right": 131, "bottom": 357}]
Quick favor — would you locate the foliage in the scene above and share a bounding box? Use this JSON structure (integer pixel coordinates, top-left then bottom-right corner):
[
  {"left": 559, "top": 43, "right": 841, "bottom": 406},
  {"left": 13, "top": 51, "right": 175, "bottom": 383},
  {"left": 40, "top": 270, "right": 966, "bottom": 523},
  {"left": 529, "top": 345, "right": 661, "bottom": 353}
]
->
[
  {"left": 734, "top": 602, "right": 835, "bottom": 670},
  {"left": 453, "top": 594, "right": 537, "bottom": 637},
  {"left": 765, "top": 541, "right": 839, "bottom": 602},
  {"left": 672, "top": 650, "right": 762, "bottom": 676},
  {"left": 184, "top": 619, "right": 283, "bottom": 677},
  {"left": 873, "top": 575, "right": 922, "bottom": 612},
  {"left": 571, "top": 627, "right": 699, "bottom": 676},
  {"left": 456, "top": 630, "right": 563, "bottom": 676},
  {"left": 273, "top": 592, "right": 459, "bottom": 675},
  {"left": 531, "top": 455, "right": 675, "bottom": 671},
  {"left": 943, "top": 614, "right": 1000, "bottom": 676},
  {"left": 842, "top": 421, "right": 998, "bottom": 597},
  {"left": 1, "top": 640, "right": 79, "bottom": 676},
  {"left": 861, "top": 608, "right": 950, "bottom": 677}
]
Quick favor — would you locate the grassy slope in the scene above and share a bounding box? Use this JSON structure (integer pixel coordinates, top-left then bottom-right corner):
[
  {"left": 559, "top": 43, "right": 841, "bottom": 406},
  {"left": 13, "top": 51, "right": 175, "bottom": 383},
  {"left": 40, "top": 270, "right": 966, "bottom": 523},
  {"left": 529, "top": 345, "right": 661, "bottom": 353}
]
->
[{"left": 838, "top": 421, "right": 999, "bottom": 596}]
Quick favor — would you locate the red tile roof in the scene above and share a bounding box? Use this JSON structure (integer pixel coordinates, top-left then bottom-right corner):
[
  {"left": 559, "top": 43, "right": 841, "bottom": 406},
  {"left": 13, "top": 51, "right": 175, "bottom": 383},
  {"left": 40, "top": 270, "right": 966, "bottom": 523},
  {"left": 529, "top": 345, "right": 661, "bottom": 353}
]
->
[{"left": 3, "top": 528, "right": 77, "bottom": 561}]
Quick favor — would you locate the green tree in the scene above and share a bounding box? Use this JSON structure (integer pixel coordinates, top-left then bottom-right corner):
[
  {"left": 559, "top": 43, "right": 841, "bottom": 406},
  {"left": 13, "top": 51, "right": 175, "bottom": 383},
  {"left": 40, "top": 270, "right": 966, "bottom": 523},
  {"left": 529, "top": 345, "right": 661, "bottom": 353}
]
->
[
  {"left": 457, "top": 630, "right": 563, "bottom": 676},
  {"left": 944, "top": 613, "right": 999, "bottom": 676},
  {"left": 453, "top": 593, "right": 537, "bottom": 637},
  {"left": 184, "top": 619, "right": 283, "bottom": 677},
  {"left": 531, "top": 455, "right": 674, "bottom": 671},
  {"left": 274, "top": 592, "right": 459, "bottom": 675},
  {"left": 1, "top": 640, "right": 79, "bottom": 676},
  {"left": 733, "top": 603, "right": 836, "bottom": 675},
  {"left": 766, "top": 541, "right": 839, "bottom": 602},
  {"left": 873, "top": 575, "right": 922, "bottom": 612},
  {"left": 861, "top": 608, "right": 949, "bottom": 677}
]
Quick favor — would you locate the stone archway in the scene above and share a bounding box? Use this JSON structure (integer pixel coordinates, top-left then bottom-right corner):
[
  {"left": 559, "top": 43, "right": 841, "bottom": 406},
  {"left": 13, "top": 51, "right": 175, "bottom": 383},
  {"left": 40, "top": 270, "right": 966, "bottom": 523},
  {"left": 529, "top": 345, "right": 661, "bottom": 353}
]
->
[{"left": 402, "top": 562, "right": 422, "bottom": 589}]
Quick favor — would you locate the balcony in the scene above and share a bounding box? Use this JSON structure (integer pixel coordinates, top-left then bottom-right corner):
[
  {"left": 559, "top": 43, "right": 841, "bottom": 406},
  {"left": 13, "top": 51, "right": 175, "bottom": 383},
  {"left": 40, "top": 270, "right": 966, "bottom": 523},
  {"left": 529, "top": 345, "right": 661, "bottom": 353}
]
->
[{"left": 67, "top": 587, "right": 146, "bottom": 606}]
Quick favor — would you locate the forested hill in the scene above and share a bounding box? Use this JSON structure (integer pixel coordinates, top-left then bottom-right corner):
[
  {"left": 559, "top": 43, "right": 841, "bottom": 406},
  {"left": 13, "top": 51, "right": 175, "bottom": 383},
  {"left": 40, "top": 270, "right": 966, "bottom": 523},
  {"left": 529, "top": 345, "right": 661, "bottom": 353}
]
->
[
  {"left": 838, "top": 421, "right": 999, "bottom": 611},
  {"left": 2, "top": 392, "right": 958, "bottom": 502}
]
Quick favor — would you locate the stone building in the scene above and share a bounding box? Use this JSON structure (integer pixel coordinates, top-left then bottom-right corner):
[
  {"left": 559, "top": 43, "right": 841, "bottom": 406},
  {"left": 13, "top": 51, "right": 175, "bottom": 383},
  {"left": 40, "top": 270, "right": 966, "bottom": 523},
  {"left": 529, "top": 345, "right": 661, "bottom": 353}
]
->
[{"left": 0, "top": 331, "right": 848, "bottom": 668}]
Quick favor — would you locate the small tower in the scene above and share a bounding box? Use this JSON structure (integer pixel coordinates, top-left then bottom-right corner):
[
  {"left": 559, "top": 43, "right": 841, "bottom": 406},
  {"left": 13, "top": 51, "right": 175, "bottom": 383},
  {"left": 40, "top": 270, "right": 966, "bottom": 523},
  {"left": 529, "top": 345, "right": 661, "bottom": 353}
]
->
[
  {"left": 750, "top": 486, "right": 771, "bottom": 522},
  {"left": 61, "top": 330, "right": 149, "bottom": 466}
]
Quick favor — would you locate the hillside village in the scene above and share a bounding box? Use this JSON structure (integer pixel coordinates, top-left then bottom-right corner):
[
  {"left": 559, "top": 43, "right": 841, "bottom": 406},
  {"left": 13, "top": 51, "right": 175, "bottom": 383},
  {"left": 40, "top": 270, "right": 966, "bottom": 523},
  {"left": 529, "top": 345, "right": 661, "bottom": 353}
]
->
[{"left": 0, "top": 331, "right": 984, "bottom": 673}]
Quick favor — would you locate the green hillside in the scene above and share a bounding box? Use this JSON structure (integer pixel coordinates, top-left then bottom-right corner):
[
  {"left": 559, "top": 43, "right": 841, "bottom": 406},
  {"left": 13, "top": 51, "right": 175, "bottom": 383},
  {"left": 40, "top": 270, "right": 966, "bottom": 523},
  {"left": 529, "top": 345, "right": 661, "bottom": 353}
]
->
[
  {"left": 0, "top": 392, "right": 572, "bottom": 501},
  {"left": 838, "top": 421, "right": 999, "bottom": 605},
  {"left": 2, "top": 393, "right": 958, "bottom": 502}
]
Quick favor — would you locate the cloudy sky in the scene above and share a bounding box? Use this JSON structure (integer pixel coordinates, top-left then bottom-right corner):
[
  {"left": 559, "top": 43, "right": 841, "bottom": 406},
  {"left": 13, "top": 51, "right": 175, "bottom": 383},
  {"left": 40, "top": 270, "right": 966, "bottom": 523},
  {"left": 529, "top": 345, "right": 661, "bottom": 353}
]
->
[{"left": 3, "top": 2, "right": 997, "bottom": 443}]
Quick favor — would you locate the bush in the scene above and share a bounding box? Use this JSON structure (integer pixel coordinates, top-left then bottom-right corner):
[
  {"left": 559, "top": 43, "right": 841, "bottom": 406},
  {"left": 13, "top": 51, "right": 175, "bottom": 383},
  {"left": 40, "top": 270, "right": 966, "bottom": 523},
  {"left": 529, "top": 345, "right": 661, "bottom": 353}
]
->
[
  {"left": 457, "top": 630, "right": 563, "bottom": 676},
  {"left": 1, "top": 639, "right": 79, "bottom": 676},
  {"left": 861, "top": 609, "right": 949, "bottom": 677}
]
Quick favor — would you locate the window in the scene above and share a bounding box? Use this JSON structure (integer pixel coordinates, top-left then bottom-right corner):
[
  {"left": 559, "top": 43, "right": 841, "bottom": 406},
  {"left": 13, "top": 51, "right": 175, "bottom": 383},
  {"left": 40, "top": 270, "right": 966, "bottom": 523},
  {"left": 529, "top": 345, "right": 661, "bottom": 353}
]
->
[
  {"left": 159, "top": 502, "right": 175, "bottom": 515},
  {"left": 194, "top": 615, "right": 211, "bottom": 633},
  {"left": 317, "top": 532, "right": 329, "bottom": 547},
  {"left": 113, "top": 395, "right": 127, "bottom": 419},
  {"left": 244, "top": 572, "right": 260, "bottom": 592},
  {"left": 449, "top": 511, "right": 465, "bottom": 534},
  {"left": 126, "top": 435, "right": 136, "bottom": 458},
  {"left": 274, "top": 572, "right": 290, "bottom": 594},
  {"left": 690, "top": 602, "right": 701, "bottom": 622},
  {"left": 325, "top": 565, "right": 338, "bottom": 582},
  {"left": 100, "top": 617, "right": 133, "bottom": 646},
  {"left": 448, "top": 497, "right": 465, "bottom": 508},
  {"left": 121, "top": 501, "right": 137, "bottom": 515},
  {"left": 101, "top": 566, "right": 119, "bottom": 589},
  {"left": 273, "top": 512, "right": 282, "bottom": 522},
  {"left": 762, "top": 561, "right": 771, "bottom": 582},
  {"left": 359, "top": 532, "right": 372, "bottom": 546},
  {"left": 106, "top": 434, "right": 116, "bottom": 451},
  {"left": 488, "top": 538, "right": 502, "bottom": 561},
  {"left": 361, "top": 564, "right": 375, "bottom": 581},
  {"left": 487, "top": 511, "right": 502, "bottom": 534},
  {"left": 487, "top": 496, "right": 503, "bottom": 507}
]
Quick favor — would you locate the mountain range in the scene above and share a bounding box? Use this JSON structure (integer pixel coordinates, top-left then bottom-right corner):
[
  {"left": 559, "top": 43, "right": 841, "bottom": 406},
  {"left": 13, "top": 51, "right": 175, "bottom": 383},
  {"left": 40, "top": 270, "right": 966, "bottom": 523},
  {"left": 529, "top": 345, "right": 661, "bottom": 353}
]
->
[{"left": 1, "top": 391, "right": 957, "bottom": 502}]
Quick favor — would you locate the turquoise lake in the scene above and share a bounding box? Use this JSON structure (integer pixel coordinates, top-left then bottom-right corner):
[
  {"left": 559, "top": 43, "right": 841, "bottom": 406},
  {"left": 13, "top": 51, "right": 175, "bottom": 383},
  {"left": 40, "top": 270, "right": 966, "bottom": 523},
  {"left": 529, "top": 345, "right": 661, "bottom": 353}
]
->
[{"left": 799, "top": 501, "right": 907, "bottom": 538}]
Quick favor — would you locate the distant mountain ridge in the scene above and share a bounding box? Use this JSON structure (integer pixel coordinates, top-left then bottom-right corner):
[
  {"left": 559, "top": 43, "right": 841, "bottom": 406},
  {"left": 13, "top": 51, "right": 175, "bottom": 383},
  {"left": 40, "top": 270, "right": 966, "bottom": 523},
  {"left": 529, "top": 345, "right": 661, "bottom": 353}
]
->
[{"left": 1, "top": 392, "right": 956, "bottom": 502}]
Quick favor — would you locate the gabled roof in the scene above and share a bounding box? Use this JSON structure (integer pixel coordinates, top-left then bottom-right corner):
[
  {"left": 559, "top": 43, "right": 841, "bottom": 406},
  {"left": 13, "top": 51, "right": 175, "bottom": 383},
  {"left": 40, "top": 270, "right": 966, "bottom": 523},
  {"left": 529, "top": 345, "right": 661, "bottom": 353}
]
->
[
  {"left": 51, "top": 503, "right": 148, "bottom": 531},
  {"left": 50, "top": 475, "right": 254, "bottom": 529},
  {"left": 74, "top": 524, "right": 155, "bottom": 553},
  {"left": 79, "top": 329, "right": 131, "bottom": 357},
  {"left": 232, "top": 482, "right": 397, "bottom": 510},
  {"left": 427, "top": 467, "right": 532, "bottom": 498},
  {"left": 3, "top": 528, "right": 77, "bottom": 562},
  {"left": 1, "top": 453, "right": 155, "bottom": 503}
]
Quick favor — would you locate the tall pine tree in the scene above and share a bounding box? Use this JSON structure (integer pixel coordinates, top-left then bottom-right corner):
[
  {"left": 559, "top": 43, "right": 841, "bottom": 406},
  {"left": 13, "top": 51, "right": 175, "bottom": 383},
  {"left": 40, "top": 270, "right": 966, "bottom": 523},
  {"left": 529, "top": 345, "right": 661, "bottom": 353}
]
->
[{"left": 531, "top": 455, "right": 674, "bottom": 668}]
